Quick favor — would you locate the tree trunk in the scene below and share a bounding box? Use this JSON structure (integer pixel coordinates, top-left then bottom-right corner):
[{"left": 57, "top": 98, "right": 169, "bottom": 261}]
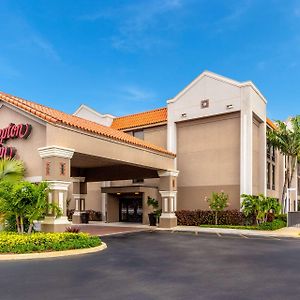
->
[
  {"left": 16, "top": 216, "right": 20, "bottom": 233},
  {"left": 28, "top": 223, "right": 33, "bottom": 235},
  {"left": 20, "top": 216, "right": 24, "bottom": 234},
  {"left": 215, "top": 211, "right": 218, "bottom": 225}
]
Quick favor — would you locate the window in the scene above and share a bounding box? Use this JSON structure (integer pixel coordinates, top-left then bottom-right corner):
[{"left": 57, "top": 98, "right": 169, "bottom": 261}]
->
[
  {"left": 133, "top": 130, "right": 144, "bottom": 140},
  {"left": 46, "top": 162, "right": 51, "bottom": 176},
  {"left": 272, "top": 165, "right": 276, "bottom": 190},
  {"left": 271, "top": 146, "right": 276, "bottom": 162},
  {"left": 267, "top": 162, "right": 271, "bottom": 190},
  {"left": 266, "top": 136, "right": 276, "bottom": 190},
  {"left": 60, "top": 162, "right": 66, "bottom": 176},
  {"left": 267, "top": 143, "right": 271, "bottom": 159}
]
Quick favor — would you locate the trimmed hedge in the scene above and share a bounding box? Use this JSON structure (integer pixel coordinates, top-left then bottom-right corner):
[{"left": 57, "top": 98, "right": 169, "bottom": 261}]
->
[
  {"left": 175, "top": 210, "right": 255, "bottom": 226},
  {"left": 0, "top": 232, "right": 101, "bottom": 254},
  {"left": 67, "top": 209, "right": 102, "bottom": 221}
]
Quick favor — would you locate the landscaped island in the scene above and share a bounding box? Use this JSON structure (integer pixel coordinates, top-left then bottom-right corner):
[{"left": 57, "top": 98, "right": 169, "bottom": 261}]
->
[{"left": 0, "top": 232, "right": 101, "bottom": 254}]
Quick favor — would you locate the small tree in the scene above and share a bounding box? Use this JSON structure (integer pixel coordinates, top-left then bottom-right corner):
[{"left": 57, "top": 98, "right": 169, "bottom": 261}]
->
[
  {"left": 207, "top": 192, "right": 229, "bottom": 225},
  {"left": 267, "top": 116, "right": 300, "bottom": 211},
  {"left": 0, "top": 181, "right": 61, "bottom": 234},
  {"left": 147, "top": 197, "right": 162, "bottom": 218}
]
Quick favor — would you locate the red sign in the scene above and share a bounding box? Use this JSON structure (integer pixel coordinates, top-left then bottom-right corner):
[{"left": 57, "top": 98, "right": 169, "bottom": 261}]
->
[{"left": 0, "top": 123, "right": 32, "bottom": 159}]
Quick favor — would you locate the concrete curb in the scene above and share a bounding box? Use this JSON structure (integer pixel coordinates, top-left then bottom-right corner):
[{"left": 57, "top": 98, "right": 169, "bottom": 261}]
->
[
  {"left": 0, "top": 242, "right": 107, "bottom": 261},
  {"left": 157, "top": 226, "right": 300, "bottom": 239}
]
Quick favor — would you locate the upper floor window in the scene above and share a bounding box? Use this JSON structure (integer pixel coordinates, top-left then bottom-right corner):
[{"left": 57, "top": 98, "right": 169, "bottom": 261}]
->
[
  {"left": 267, "top": 162, "right": 271, "bottom": 190},
  {"left": 133, "top": 130, "right": 144, "bottom": 140}
]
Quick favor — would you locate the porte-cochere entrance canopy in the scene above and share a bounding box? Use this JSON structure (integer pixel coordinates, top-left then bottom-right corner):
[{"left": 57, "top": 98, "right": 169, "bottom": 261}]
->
[{"left": 0, "top": 91, "right": 178, "bottom": 230}]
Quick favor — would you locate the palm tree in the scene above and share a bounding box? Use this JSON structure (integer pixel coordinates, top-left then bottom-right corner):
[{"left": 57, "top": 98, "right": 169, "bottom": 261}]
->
[
  {"left": 267, "top": 116, "right": 300, "bottom": 211},
  {"left": 0, "top": 159, "right": 25, "bottom": 182}
]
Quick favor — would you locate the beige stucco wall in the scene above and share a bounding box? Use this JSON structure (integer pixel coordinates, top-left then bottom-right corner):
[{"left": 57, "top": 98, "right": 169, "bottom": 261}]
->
[
  {"left": 46, "top": 124, "right": 175, "bottom": 171},
  {"left": 69, "top": 182, "right": 102, "bottom": 211},
  {"left": 0, "top": 104, "right": 46, "bottom": 178},
  {"left": 176, "top": 112, "right": 241, "bottom": 210},
  {"left": 111, "top": 125, "right": 167, "bottom": 188},
  {"left": 143, "top": 125, "right": 167, "bottom": 149},
  {"left": 252, "top": 119, "right": 260, "bottom": 195}
]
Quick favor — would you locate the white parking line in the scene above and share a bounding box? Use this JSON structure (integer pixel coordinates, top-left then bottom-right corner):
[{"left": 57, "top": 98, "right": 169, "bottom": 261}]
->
[{"left": 240, "top": 234, "right": 249, "bottom": 239}]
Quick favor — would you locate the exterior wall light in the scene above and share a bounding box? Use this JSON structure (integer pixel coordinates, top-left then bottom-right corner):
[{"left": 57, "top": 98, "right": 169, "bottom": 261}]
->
[
  {"left": 181, "top": 113, "right": 187, "bottom": 118},
  {"left": 226, "top": 104, "right": 234, "bottom": 109}
]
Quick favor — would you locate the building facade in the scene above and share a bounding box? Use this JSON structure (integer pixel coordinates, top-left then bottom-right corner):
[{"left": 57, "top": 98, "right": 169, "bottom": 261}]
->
[{"left": 0, "top": 71, "right": 298, "bottom": 230}]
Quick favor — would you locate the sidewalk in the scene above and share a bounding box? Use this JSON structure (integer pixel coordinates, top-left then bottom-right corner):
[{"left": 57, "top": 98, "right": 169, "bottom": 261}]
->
[{"left": 157, "top": 225, "right": 300, "bottom": 238}]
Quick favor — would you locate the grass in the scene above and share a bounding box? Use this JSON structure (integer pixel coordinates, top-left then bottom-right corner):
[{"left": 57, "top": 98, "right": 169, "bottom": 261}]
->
[
  {"left": 0, "top": 232, "right": 101, "bottom": 254},
  {"left": 200, "top": 219, "right": 287, "bottom": 231}
]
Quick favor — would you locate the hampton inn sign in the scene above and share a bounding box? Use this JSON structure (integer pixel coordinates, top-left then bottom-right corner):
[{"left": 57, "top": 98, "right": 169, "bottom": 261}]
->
[{"left": 0, "top": 123, "right": 32, "bottom": 159}]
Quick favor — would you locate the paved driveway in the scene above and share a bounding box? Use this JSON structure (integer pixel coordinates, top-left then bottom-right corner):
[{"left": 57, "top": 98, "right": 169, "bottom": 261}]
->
[{"left": 1, "top": 231, "right": 300, "bottom": 300}]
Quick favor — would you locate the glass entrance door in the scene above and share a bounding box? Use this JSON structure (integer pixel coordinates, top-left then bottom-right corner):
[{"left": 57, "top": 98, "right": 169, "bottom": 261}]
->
[{"left": 119, "top": 197, "right": 143, "bottom": 223}]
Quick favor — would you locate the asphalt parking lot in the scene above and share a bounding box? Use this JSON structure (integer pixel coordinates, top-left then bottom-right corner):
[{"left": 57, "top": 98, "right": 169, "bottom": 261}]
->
[{"left": 1, "top": 231, "right": 300, "bottom": 300}]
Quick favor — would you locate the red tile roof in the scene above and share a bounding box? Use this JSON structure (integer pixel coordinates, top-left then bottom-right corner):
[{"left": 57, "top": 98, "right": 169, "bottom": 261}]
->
[
  {"left": 267, "top": 118, "right": 277, "bottom": 130},
  {"left": 0, "top": 91, "right": 175, "bottom": 156},
  {"left": 111, "top": 107, "right": 167, "bottom": 130}
]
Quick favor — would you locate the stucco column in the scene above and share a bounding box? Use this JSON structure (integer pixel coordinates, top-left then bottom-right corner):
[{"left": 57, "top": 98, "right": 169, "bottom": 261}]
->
[
  {"left": 158, "top": 170, "right": 179, "bottom": 228},
  {"left": 38, "top": 146, "right": 74, "bottom": 232},
  {"left": 72, "top": 177, "right": 87, "bottom": 224}
]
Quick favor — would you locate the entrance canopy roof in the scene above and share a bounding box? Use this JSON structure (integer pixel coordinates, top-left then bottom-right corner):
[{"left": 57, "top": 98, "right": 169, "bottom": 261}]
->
[
  {"left": 0, "top": 91, "right": 174, "bottom": 157},
  {"left": 0, "top": 91, "right": 176, "bottom": 173}
]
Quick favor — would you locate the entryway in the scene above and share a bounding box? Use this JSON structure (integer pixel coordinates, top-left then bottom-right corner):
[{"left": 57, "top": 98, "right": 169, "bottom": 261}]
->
[{"left": 119, "top": 195, "right": 143, "bottom": 223}]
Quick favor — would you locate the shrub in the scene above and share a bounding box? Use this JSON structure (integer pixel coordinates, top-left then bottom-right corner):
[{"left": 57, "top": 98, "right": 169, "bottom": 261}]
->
[
  {"left": 67, "top": 209, "right": 102, "bottom": 221},
  {"left": 256, "top": 219, "right": 286, "bottom": 231},
  {"left": 241, "top": 194, "right": 281, "bottom": 225},
  {"left": 276, "top": 214, "right": 287, "bottom": 223},
  {"left": 0, "top": 232, "right": 101, "bottom": 254},
  {"left": 175, "top": 210, "right": 255, "bottom": 226}
]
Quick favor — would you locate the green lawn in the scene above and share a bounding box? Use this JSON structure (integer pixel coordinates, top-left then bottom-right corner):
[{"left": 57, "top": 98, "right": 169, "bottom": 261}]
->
[{"left": 200, "top": 220, "right": 286, "bottom": 231}]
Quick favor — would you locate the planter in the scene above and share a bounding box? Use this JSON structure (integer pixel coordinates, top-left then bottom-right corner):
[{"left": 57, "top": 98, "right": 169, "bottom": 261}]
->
[
  {"left": 80, "top": 212, "right": 89, "bottom": 224},
  {"left": 148, "top": 213, "right": 157, "bottom": 226}
]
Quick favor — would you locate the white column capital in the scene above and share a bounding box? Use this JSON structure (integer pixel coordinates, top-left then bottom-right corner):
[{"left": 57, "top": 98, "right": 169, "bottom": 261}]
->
[
  {"left": 47, "top": 181, "right": 71, "bottom": 191},
  {"left": 159, "top": 191, "right": 177, "bottom": 198},
  {"left": 38, "top": 145, "right": 75, "bottom": 159},
  {"left": 158, "top": 170, "right": 179, "bottom": 177},
  {"left": 71, "top": 177, "right": 86, "bottom": 183}
]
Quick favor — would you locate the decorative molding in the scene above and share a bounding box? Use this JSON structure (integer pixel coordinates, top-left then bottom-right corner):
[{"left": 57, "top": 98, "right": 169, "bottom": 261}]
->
[
  {"left": 25, "top": 176, "right": 43, "bottom": 183},
  {"left": 73, "top": 194, "right": 87, "bottom": 199},
  {"left": 71, "top": 177, "right": 86, "bottom": 183},
  {"left": 159, "top": 191, "right": 177, "bottom": 198},
  {"left": 167, "top": 70, "right": 267, "bottom": 104},
  {"left": 42, "top": 216, "right": 71, "bottom": 225},
  {"left": 158, "top": 170, "right": 179, "bottom": 177},
  {"left": 47, "top": 181, "right": 71, "bottom": 191},
  {"left": 73, "top": 104, "right": 115, "bottom": 119},
  {"left": 38, "top": 145, "right": 75, "bottom": 159}
]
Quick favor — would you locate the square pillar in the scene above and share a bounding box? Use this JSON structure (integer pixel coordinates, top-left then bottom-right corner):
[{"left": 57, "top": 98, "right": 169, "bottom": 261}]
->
[
  {"left": 38, "top": 146, "right": 74, "bottom": 232},
  {"left": 158, "top": 170, "right": 179, "bottom": 228},
  {"left": 72, "top": 177, "right": 87, "bottom": 224}
]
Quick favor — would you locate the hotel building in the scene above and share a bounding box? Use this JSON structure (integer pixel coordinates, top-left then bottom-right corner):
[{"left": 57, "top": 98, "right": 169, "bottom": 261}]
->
[{"left": 0, "top": 71, "right": 298, "bottom": 231}]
